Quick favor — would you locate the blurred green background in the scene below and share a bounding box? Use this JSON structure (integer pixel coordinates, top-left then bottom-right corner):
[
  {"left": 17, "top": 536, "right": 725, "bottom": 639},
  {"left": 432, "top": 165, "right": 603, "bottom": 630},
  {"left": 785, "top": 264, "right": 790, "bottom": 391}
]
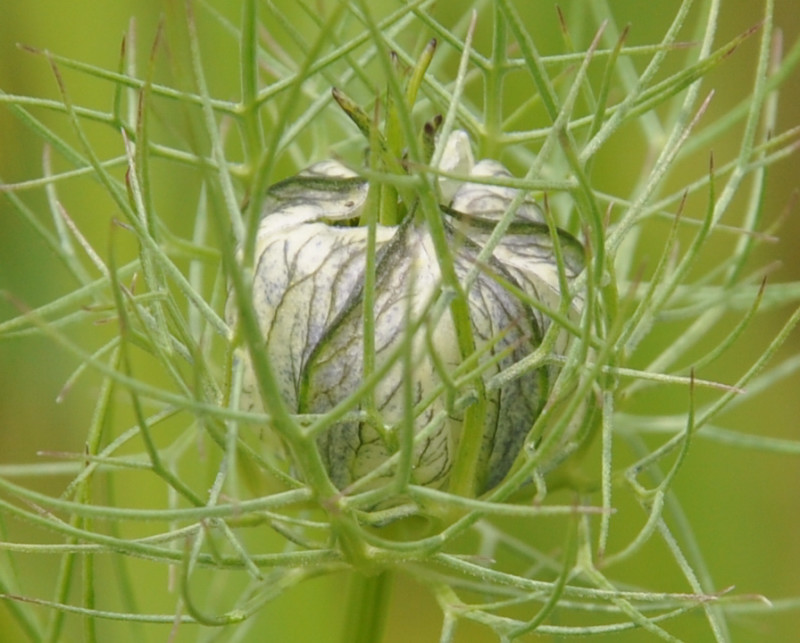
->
[{"left": 1, "top": 1, "right": 799, "bottom": 641}]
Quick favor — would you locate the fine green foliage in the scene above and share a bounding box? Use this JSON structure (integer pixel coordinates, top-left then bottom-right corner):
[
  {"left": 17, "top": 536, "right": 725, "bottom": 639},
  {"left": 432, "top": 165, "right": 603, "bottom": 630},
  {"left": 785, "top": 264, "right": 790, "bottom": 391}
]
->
[{"left": 1, "top": 1, "right": 799, "bottom": 641}]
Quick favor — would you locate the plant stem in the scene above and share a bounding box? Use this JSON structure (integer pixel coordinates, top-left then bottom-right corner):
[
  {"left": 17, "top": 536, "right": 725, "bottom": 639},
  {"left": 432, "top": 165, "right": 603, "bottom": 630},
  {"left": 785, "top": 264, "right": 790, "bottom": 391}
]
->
[{"left": 342, "top": 570, "right": 393, "bottom": 643}]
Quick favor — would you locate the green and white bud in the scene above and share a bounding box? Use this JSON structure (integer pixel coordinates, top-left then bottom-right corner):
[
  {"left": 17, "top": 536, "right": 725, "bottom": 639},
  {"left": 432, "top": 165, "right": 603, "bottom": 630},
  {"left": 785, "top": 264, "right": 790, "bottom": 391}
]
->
[{"left": 229, "top": 132, "right": 583, "bottom": 493}]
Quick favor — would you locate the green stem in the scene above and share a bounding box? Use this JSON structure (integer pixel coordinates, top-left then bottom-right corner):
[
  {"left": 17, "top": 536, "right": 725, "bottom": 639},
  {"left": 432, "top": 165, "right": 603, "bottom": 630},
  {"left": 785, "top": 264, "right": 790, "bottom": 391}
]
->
[
  {"left": 239, "top": 0, "right": 264, "bottom": 176},
  {"left": 342, "top": 570, "right": 393, "bottom": 643}
]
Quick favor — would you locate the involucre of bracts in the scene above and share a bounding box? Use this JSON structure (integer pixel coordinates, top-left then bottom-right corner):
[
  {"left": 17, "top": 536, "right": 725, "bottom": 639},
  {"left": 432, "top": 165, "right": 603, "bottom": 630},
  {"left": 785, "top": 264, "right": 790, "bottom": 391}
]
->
[{"left": 227, "top": 132, "right": 584, "bottom": 494}]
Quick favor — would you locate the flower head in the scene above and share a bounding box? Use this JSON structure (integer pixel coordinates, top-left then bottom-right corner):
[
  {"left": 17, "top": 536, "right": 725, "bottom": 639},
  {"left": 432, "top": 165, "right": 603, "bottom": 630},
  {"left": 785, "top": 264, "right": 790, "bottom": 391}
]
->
[{"left": 229, "top": 131, "right": 584, "bottom": 494}]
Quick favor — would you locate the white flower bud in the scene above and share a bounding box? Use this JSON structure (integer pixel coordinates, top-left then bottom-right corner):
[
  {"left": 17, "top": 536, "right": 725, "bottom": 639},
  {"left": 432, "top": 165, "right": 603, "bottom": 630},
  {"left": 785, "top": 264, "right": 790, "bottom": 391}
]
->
[{"left": 229, "top": 132, "right": 583, "bottom": 493}]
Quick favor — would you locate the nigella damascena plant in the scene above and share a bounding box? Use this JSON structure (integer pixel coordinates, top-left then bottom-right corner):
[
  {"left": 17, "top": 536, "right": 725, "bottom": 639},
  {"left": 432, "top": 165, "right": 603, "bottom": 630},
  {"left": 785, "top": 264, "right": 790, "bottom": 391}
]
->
[{"left": 228, "top": 131, "right": 584, "bottom": 496}]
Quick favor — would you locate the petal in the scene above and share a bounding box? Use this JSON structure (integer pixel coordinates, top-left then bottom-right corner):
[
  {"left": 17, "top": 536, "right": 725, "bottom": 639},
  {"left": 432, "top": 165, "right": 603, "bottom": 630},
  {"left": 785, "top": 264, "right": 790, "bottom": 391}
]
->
[
  {"left": 451, "top": 160, "right": 545, "bottom": 224},
  {"left": 256, "top": 160, "right": 368, "bottom": 233},
  {"left": 437, "top": 130, "right": 475, "bottom": 204},
  {"left": 448, "top": 160, "right": 584, "bottom": 324},
  {"left": 306, "top": 222, "right": 461, "bottom": 487},
  {"left": 451, "top": 238, "right": 545, "bottom": 490},
  {"left": 230, "top": 164, "right": 384, "bottom": 413}
]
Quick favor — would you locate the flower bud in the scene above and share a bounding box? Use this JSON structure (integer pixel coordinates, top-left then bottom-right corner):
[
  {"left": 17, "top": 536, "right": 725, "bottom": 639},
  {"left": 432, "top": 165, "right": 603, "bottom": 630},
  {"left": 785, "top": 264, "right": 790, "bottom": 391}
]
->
[{"left": 229, "top": 132, "right": 583, "bottom": 493}]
